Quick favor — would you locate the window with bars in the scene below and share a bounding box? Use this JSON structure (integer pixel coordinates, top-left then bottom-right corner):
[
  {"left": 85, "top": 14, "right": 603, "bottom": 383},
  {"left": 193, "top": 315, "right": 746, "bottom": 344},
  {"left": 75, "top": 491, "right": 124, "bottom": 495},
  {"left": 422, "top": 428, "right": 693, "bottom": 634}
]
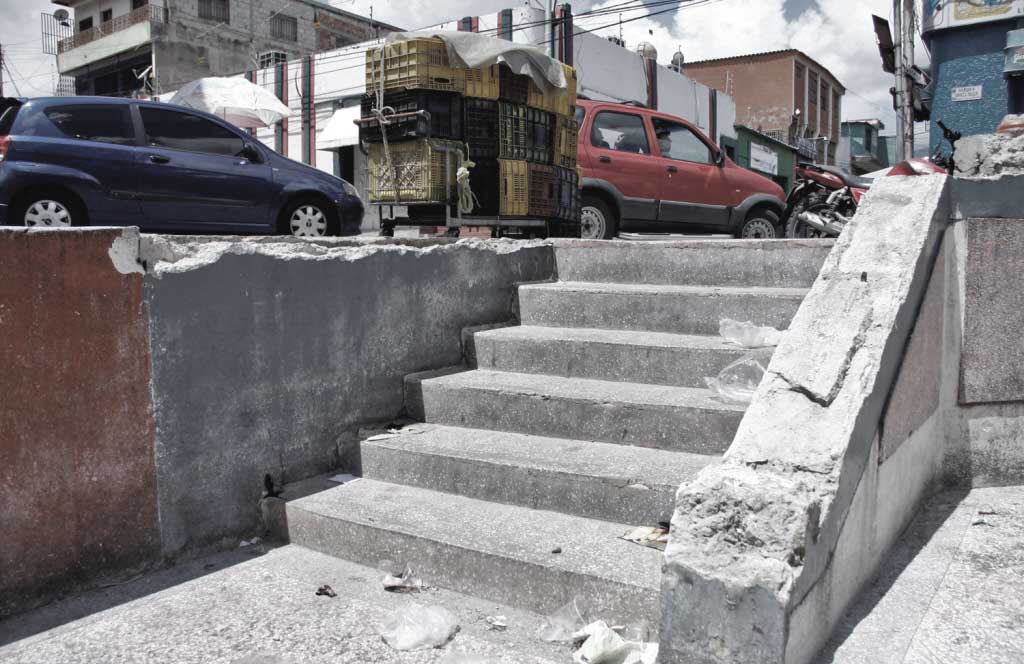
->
[
  {"left": 101, "top": 9, "right": 112, "bottom": 23},
  {"left": 271, "top": 14, "right": 298, "bottom": 41},
  {"left": 258, "top": 51, "right": 288, "bottom": 69},
  {"left": 132, "top": 0, "right": 149, "bottom": 9},
  {"left": 808, "top": 71, "right": 818, "bottom": 104},
  {"left": 198, "top": 0, "right": 230, "bottom": 23},
  {"left": 821, "top": 82, "right": 829, "bottom": 112}
]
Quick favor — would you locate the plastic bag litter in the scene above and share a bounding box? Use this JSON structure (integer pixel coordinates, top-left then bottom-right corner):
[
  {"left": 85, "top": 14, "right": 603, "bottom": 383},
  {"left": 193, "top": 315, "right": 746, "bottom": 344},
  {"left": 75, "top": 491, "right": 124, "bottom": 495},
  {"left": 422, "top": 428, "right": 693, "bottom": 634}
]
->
[
  {"left": 378, "top": 603, "right": 459, "bottom": 651},
  {"left": 571, "top": 621, "right": 658, "bottom": 664},
  {"left": 704, "top": 355, "right": 766, "bottom": 404},
  {"left": 537, "top": 597, "right": 592, "bottom": 642},
  {"left": 382, "top": 565, "right": 424, "bottom": 593},
  {"left": 719, "top": 318, "right": 783, "bottom": 348}
]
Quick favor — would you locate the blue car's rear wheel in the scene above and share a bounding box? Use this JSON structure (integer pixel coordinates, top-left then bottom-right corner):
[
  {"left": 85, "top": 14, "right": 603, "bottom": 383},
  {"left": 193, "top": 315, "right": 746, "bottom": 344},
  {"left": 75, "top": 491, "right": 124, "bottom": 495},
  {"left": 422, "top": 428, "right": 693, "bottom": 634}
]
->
[{"left": 15, "top": 191, "right": 81, "bottom": 228}]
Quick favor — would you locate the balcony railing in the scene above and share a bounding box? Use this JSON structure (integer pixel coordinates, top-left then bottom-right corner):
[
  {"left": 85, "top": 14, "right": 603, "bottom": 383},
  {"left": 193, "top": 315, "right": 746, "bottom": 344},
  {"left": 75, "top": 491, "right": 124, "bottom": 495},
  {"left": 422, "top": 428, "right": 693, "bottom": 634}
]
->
[
  {"left": 58, "top": 5, "right": 167, "bottom": 54},
  {"left": 762, "top": 129, "right": 787, "bottom": 144}
]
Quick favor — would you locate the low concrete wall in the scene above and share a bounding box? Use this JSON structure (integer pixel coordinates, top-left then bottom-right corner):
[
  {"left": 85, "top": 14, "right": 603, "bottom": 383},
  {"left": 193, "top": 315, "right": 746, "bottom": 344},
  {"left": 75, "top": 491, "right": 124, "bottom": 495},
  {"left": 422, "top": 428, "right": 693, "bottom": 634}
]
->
[
  {"left": 1, "top": 230, "right": 554, "bottom": 616},
  {"left": 0, "top": 228, "right": 159, "bottom": 618},
  {"left": 142, "top": 236, "right": 554, "bottom": 556},
  {"left": 942, "top": 177, "right": 1024, "bottom": 487},
  {"left": 658, "top": 175, "right": 952, "bottom": 664}
]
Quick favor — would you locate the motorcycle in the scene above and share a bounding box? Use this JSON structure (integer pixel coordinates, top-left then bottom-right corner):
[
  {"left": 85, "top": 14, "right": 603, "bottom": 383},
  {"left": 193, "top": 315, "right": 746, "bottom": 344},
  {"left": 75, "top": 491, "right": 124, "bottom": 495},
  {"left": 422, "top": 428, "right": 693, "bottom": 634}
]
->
[{"left": 783, "top": 121, "right": 960, "bottom": 238}]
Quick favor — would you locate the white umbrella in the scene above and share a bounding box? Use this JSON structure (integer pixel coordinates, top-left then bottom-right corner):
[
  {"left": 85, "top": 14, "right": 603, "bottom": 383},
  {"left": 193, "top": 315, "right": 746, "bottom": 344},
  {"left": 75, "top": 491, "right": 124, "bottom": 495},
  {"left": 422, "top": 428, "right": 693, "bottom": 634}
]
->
[{"left": 169, "top": 76, "right": 291, "bottom": 129}]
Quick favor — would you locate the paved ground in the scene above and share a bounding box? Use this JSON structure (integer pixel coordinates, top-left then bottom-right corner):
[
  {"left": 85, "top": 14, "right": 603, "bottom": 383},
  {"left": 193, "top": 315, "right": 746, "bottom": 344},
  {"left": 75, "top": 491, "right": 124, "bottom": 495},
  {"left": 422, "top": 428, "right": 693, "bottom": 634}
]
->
[
  {"left": 821, "top": 485, "right": 1024, "bottom": 664},
  {"left": 0, "top": 545, "right": 572, "bottom": 664}
]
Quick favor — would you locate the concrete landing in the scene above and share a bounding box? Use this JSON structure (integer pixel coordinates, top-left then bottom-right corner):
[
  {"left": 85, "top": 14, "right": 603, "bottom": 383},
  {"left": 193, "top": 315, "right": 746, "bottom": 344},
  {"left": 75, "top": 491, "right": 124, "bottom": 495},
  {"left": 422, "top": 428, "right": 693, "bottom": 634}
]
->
[
  {"left": 0, "top": 545, "right": 568, "bottom": 664},
  {"left": 820, "top": 486, "right": 1024, "bottom": 664}
]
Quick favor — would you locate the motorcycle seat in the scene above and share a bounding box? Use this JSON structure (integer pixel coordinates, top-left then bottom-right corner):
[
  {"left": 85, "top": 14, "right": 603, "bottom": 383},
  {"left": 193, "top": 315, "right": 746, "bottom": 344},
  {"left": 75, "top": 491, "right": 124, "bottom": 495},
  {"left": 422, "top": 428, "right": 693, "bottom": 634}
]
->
[{"left": 816, "top": 164, "right": 873, "bottom": 189}]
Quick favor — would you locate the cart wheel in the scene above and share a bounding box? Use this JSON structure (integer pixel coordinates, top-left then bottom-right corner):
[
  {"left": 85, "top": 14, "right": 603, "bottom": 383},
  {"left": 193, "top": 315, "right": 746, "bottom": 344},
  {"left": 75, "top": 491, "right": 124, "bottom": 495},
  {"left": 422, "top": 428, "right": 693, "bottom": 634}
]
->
[
  {"left": 490, "top": 227, "right": 502, "bottom": 239},
  {"left": 445, "top": 227, "right": 460, "bottom": 238},
  {"left": 380, "top": 222, "right": 395, "bottom": 238}
]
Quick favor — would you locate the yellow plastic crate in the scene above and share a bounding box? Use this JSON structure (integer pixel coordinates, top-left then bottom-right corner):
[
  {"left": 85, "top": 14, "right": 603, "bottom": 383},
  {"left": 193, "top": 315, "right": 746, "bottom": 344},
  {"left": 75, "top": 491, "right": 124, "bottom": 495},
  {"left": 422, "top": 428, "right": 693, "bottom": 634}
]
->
[
  {"left": 368, "top": 139, "right": 461, "bottom": 203},
  {"left": 365, "top": 38, "right": 464, "bottom": 94},
  {"left": 499, "top": 159, "right": 529, "bottom": 216},
  {"left": 464, "top": 64, "right": 500, "bottom": 100},
  {"left": 527, "top": 63, "right": 578, "bottom": 116},
  {"left": 554, "top": 114, "right": 579, "bottom": 169}
]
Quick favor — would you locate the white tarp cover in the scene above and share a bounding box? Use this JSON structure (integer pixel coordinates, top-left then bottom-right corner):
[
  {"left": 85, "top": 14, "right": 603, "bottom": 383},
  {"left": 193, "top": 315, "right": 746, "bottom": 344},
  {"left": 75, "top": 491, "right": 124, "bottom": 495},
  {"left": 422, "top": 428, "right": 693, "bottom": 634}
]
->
[
  {"left": 384, "top": 30, "right": 566, "bottom": 91},
  {"left": 319, "top": 106, "right": 361, "bottom": 150},
  {"left": 169, "top": 77, "right": 292, "bottom": 129}
]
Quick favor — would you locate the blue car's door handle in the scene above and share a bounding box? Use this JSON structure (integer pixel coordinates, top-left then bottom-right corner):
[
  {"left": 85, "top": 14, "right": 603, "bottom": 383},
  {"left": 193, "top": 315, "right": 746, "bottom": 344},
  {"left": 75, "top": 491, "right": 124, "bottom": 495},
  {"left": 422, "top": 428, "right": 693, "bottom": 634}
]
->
[{"left": 148, "top": 154, "right": 171, "bottom": 164}]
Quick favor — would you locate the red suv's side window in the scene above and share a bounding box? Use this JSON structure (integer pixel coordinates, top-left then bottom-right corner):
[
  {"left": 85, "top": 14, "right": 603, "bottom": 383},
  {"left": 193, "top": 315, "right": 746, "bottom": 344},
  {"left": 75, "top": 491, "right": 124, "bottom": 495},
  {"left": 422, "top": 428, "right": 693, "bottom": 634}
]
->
[
  {"left": 590, "top": 111, "right": 650, "bottom": 155},
  {"left": 651, "top": 117, "right": 713, "bottom": 164}
]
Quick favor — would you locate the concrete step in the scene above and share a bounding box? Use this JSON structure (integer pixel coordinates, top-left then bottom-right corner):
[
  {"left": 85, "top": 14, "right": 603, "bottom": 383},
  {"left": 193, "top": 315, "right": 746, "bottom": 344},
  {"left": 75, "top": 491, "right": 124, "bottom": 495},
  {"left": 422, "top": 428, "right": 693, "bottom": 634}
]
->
[
  {"left": 284, "top": 478, "right": 664, "bottom": 625},
  {"left": 517, "top": 281, "right": 808, "bottom": 336},
  {"left": 470, "top": 324, "right": 774, "bottom": 388},
  {"left": 552, "top": 239, "right": 832, "bottom": 287},
  {"left": 405, "top": 369, "right": 746, "bottom": 454},
  {"left": 360, "top": 423, "right": 717, "bottom": 524}
]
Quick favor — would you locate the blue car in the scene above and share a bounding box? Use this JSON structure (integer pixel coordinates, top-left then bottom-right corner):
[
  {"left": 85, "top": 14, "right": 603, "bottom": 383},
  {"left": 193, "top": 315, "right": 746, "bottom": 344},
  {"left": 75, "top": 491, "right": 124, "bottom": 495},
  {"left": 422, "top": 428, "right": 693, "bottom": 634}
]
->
[{"left": 0, "top": 96, "right": 363, "bottom": 236}]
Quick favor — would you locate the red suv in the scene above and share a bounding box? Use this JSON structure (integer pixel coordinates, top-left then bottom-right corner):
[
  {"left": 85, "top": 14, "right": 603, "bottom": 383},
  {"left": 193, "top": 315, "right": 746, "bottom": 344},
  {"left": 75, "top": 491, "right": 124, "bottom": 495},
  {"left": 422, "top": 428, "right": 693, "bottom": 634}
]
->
[{"left": 576, "top": 99, "right": 786, "bottom": 239}]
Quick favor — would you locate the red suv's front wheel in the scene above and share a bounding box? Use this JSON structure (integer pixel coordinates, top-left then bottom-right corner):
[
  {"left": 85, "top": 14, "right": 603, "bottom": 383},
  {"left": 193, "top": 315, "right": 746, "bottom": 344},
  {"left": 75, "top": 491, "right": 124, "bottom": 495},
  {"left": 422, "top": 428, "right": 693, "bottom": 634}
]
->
[{"left": 738, "top": 209, "right": 782, "bottom": 239}]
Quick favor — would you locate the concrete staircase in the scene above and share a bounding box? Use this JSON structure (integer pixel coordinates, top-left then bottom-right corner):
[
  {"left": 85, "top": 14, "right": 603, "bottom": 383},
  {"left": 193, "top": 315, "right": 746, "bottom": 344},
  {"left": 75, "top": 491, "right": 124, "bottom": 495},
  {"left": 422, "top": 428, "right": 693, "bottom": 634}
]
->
[{"left": 280, "top": 240, "right": 831, "bottom": 628}]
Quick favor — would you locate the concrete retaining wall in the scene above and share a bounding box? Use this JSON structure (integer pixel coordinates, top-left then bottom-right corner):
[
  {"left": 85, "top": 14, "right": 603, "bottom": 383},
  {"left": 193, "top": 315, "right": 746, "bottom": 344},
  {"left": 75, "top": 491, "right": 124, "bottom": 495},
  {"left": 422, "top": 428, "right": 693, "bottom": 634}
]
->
[
  {"left": 658, "top": 175, "right": 953, "bottom": 664},
  {"left": 0, "top": 230, "right": 554, "bottom": 616},
  {"left": 0, "top": 228, "right": 159, "bottom": 619},
  {"left": 142, "top": 236, "right": 553, "bottom": 556}
]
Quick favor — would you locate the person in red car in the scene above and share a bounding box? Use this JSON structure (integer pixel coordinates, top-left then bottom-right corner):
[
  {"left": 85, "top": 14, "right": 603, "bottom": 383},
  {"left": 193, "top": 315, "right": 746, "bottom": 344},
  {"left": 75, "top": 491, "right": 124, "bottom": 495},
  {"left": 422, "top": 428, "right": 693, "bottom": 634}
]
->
[{"left": 575, "top": 99, "right": 786, "bottom": 240}]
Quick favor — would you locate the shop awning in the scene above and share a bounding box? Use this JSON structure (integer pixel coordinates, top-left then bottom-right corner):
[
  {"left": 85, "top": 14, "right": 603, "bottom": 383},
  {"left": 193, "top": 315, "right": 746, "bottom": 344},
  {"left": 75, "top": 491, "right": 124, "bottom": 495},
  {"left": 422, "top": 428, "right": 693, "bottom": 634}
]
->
[{"left": 319, "top": 106, "right": 361, "bottom": 151}]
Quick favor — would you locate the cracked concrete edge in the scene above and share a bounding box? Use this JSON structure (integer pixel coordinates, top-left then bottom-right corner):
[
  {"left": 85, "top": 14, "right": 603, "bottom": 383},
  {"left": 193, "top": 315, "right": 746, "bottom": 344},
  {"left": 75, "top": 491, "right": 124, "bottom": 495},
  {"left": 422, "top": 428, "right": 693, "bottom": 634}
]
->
[
  {"left": 658, "top": 175, "right": 952, "bottom": 664},
  {"left": 138, "top": 234, "right": 554, "bottom": 277}
]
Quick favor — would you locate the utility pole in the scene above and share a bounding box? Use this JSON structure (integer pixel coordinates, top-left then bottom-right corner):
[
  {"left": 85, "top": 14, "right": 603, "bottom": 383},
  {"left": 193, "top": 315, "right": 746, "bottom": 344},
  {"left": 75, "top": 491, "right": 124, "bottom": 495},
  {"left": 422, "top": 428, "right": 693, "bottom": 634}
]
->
[
  {"left": 893, "top": 0, "right": 915, "bottom": 161},
  {"left": 901, "top": 0, "right": 915, "bottom": 160}
]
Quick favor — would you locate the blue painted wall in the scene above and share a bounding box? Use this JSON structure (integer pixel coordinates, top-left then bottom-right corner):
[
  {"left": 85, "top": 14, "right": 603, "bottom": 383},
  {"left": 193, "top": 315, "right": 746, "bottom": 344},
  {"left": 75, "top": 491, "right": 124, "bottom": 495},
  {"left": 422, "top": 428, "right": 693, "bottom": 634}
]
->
[{"left": 927, "top": 21, "right": 1015, "bottom": 155}]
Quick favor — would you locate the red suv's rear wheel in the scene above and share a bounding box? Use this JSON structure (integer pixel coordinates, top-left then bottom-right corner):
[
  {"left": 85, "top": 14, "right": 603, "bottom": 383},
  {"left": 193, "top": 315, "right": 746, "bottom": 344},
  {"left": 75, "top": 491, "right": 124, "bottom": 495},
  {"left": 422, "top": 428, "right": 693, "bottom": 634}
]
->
[{"left": 580, "top": 195, "right": 617, "bottom": 240}]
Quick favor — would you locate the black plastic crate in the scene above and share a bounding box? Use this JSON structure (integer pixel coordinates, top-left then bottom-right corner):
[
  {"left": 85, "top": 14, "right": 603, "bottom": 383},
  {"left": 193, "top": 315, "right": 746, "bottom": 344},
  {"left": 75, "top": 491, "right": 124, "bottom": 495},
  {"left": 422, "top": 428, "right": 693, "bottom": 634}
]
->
[
  {"left": 359, "top": 90, "right": 463, "bottom": 143},
  {"left": 465, "top": 98, "right": 499, "bottom": 160},
  {"left": 498, "top": 66, "right": 530, "bottom": 104},
  {"left": 498, "top": 102, "right": 528, "bottom": 161},
  {"left": 526, "top": 107, "right": 553, "bottom": 164},
  {"left": 555, "top": 166, "right": 580, "bottom": 221},
  {"left": 467, "top": 158, "right": 500, "bottom": 216}
]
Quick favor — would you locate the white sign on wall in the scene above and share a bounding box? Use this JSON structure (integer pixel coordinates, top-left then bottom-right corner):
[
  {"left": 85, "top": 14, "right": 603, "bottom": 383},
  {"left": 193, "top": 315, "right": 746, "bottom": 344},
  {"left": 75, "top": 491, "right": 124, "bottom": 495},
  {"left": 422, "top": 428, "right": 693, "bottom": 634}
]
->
[
  {"left": 952, "top": 85, "right": 983, "bottom": 102},
  {"left": 750, "top": 142, "right": 778, "bottom": 175},
  {"left": 922, "top": 0, "right": 1024, "bottom": 34}
]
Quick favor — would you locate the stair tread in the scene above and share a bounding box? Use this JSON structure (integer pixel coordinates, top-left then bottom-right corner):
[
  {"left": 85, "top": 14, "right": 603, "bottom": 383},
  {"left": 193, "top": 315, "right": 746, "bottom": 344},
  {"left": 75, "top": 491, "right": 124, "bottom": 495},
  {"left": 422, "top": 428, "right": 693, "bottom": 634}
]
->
[
  {"left": 520, "top": 280, "right": 810, "bottom": 298},
  {"left": 474, "top": 324, "right": 771, "bottom": 351},
  {"left": 419, "top": 368, "right": 748, "bottom": 413},
  {"left": 290, "top": 478, "right": 664, "bottom": 592},
  {"left": 363, "top": 423, "right": 718, "bottom": 490}
]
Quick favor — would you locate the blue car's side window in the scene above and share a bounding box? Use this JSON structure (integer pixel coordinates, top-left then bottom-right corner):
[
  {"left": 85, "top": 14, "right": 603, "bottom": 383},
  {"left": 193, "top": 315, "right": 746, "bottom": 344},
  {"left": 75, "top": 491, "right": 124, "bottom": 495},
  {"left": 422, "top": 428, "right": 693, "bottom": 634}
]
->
[
  {"left": 43, "top": 106, "right": 135, "bottom": 146},
  {"left": 139, "top": 107, "right": 246, "bottom": 158}
]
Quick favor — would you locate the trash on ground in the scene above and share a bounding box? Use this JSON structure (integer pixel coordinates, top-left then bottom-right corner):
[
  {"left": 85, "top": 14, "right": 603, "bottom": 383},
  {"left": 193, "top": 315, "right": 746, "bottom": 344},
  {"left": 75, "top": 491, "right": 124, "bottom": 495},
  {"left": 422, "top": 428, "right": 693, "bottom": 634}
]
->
[
  {"left": 328, "top": 473, "right": 361, "bottom": 485},
  {"left": 238, "top": 537, "right": 261, "bottom": 548},
  {"left": 551, "top": 546, "right": 563, "bottom": 554},
  {"left": 378, "top": 603, "right": 459, "bottom": 651},
  {"left": 315, "top": 584, "right": 337, "bottom": 598},
  {"left": 484, "top": 615, "right": 508, "bottom": 631},
  {"left": 382, "top": 564, "right": 425, "bottom": 593},
  {"left": 571, "top": 620, "right": 658, "bottom": 664},
  {"left": 537, "top": 596, "right": 592, "bottom": 642},
  {"left": 719, "top": 318, "right": 783, "bottom": 348},
  {"left": 438, "top": 653, "right": 500, "bottom": 664},
  {"left": 619, "top": 526, "right": 669, "bottom": 551},
  {"left": 704, "top": 355, "right": 766, "bottom": 404}
]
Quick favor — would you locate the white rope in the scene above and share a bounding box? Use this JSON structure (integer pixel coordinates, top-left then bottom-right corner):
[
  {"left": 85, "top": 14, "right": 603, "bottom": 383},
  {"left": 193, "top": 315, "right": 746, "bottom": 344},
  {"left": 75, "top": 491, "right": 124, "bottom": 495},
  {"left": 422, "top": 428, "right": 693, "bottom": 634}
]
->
[
  {"left": 456, "top": 157, "right": 479, "bottom": 215},
  {"left": 372, "top": 46, "right": 400, "bottom": 204}
]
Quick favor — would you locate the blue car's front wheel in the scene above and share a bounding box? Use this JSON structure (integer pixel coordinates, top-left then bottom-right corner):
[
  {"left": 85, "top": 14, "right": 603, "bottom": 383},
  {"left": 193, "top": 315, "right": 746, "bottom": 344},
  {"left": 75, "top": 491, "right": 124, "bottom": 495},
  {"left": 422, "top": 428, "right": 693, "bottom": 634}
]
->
[{"left": 281, "top": 198, "right": 339, "bottom": 238}]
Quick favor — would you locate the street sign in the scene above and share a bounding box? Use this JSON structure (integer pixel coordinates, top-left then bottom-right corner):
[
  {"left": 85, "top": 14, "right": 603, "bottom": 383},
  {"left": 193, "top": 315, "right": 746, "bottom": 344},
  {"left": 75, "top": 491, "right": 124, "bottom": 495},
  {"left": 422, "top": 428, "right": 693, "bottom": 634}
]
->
[
  {"left": 750, "top": 142, "right": 778, "bottom": 175},
  {"left": 952, "top": 85, "right": 983, "bottom": 101}
]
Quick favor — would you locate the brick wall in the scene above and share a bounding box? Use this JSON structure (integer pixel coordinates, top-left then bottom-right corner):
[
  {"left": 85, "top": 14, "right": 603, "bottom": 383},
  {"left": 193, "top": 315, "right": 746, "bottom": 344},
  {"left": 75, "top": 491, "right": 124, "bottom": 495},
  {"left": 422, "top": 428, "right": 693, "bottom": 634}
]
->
[{"left": 684, "top": 53, "right": 795, "bottom": 132}]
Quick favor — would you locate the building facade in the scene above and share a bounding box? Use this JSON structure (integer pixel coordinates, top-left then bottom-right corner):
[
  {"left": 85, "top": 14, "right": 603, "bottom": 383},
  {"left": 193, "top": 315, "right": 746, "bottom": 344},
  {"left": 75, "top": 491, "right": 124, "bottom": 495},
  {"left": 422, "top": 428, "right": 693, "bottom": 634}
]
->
[
  {"left": 50, "top": 0, "right": 396, "bottom": 97},
  {"left": 922, "top": 0, "right": 1024, "bottom": 157},
  {"left": 720, "top": 125, "right": 799, "bottom": 194},
  {"left": 836, "top": 119, "right": 890, "bottom": 175},
  {"left": 682, "top": 49, "right": 845, "bottom": 166}
]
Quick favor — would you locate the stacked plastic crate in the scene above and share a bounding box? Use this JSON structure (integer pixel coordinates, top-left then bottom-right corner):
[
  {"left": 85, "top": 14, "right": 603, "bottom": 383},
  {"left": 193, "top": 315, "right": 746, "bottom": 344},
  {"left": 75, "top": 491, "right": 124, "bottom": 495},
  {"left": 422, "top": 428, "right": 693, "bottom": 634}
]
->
[{"left": 361, "top": 37, "right": 579, "bottom": 228}]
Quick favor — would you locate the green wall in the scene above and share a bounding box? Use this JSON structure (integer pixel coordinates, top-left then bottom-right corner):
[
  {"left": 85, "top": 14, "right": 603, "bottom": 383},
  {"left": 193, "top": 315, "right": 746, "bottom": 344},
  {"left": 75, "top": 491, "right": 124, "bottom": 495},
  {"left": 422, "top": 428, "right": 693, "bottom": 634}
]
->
[{"left": 730, "top": 127, "right": 798, "bottom": 194}]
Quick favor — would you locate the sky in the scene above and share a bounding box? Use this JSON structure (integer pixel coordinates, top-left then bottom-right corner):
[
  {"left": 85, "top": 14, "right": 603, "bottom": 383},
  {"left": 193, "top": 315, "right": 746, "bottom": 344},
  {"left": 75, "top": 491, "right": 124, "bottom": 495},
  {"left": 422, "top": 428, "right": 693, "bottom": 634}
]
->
[{"left": 0, "top": 0, "right": 928, "bottom": 137}]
